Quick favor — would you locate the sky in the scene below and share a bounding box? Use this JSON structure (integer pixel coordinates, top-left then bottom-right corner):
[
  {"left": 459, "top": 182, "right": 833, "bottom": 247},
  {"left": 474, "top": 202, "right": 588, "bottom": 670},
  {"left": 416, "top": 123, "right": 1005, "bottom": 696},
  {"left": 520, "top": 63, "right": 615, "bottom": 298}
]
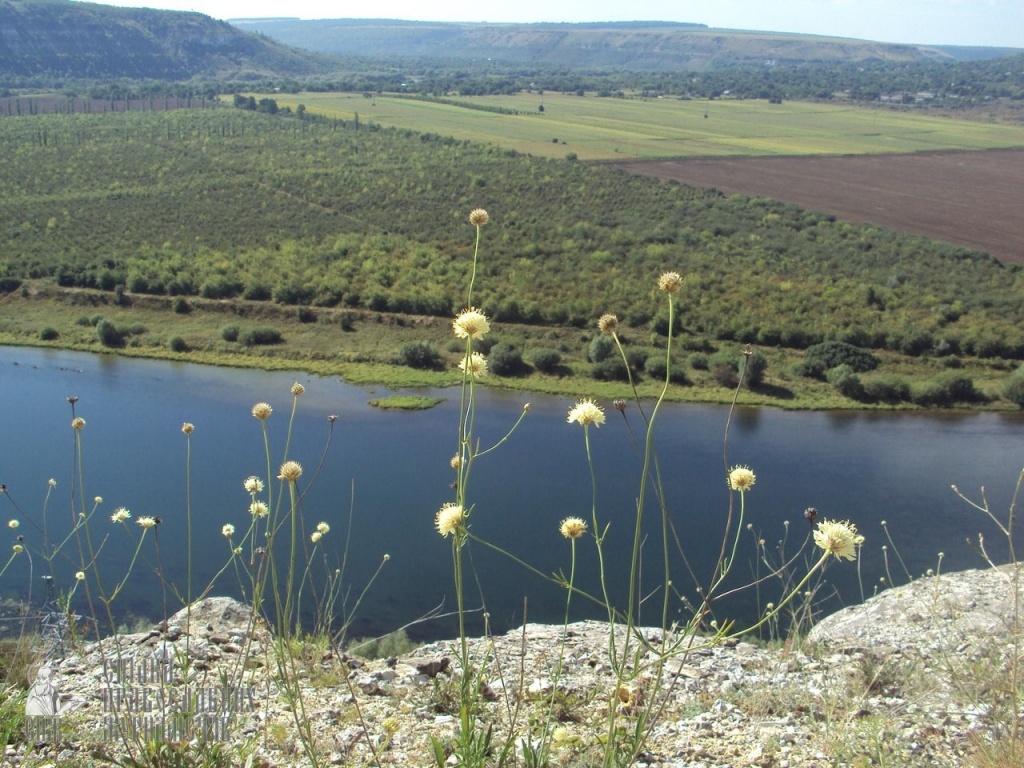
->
[{"left": 86, "top": 0, "right": 1024, "bottom": 49}]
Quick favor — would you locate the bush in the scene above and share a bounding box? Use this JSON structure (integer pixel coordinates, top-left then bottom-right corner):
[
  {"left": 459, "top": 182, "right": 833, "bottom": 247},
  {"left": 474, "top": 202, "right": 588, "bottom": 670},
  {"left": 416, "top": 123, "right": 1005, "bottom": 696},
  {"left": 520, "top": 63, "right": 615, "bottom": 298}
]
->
[
  {"left": 38, "top": 327, "right": 59, "bottom": 341},
  {"left": 169, "top": 336, "right": 188, "bottom": 353},
  {"left": 297, "top": 307, "right": 317, "bottom": 323},
  {"left": 826, "top": 364, "right": 864, "bottom": 400},
  {"left": 644, "top": 356, "right": 688, "bottom": 384},
  {"left": 911, "top": 374, "right": 983, "bottom": 407},
  {"left": 711, "top": 362, "right": 739, "bottom": 389},
  {"left": 804, "top": 341, "right": 879, "bottom": 373},
  {"left": 240, "top": 327, "right": 283, "bottom": 346},
  {"left": 689, "top": 353, "right": 709, "bottom": 371},
  {"left": 399, "top": 341, "right": 441, "bottom": 370},
  {"left": 244, "top": 283, "right": 272, "bottom": 301},
  {"left": 591, "top": 357, "right": 630, "bottom": 381},
  {"left": 489, "top": 342, "right": 528, "bottom": 376},
  {"left": 95, "top": 319, "right": 123, "bottom": 348},
  {"left": 588, "top": 335, "right": 615, "bottom": 363},
  {"left": 531, "top": 348, "right": 562, "bottom": 374},
  {"left": 742, "top": 350, "right": 768, "bottom": 387},
  {"left": 221, "top": 325, "right": 240, "bottom": 342},
  {"left": 862, "top": 377, "right": 911, "bottom": 403},
  {"left": 793, "top": 358, "right": 826, "bottom": 379},
  {"left": 173, "top": 297, "right": 191, "bottom": 314},
  {"left": 1003, "top": 375, "right": 1024, "bottom": 408}
]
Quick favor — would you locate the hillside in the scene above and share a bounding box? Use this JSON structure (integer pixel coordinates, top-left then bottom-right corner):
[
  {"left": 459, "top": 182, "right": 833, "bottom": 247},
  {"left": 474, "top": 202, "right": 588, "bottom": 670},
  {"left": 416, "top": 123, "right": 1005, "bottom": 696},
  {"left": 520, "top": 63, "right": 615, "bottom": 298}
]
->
[
  {"left": 228, "top": 18, "right": 1000, "bottom": 71},
  {"left": 0, "top": 0, "right": 330, "bottom": 80}
]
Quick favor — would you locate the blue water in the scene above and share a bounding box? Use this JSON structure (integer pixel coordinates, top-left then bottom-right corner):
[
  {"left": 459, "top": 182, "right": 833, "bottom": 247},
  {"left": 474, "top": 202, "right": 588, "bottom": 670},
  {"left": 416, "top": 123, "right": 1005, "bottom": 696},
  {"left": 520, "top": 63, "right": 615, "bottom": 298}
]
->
[{"left": 1, "top": 346, "right": 1021, "bottom": 641}]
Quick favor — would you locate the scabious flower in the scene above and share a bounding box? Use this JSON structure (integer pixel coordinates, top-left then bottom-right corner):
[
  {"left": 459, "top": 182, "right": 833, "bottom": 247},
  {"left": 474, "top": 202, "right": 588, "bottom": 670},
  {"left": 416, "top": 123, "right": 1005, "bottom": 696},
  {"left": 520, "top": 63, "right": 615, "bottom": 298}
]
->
[
  {"left": 111, "top": 507, "right": 131, "bottom": 523},
  {"left": 252, "top": 402, "right": 273, "bottom": 420},
  {"left": 94, "top": 496, "right": 103, "bottom": 504},
  {"left": 181, "top": 423, "right": 194, "bottom": 435},
  {"left": 291, "top": 382, "right": 305, "bottom": 396},
  {"left": 559, "top": 517, "right": 587, "bottom": 539},
  {"left": 450, "top": 453, "right": 462, "bottom": 470},
  {"left": 250, "top": 501, "right": 269, "bottom": 518},
  {"left": 469, "top": 208, "right": 489, "bottom": 226},
  {"left": 813, "top": 519, "right": 865, "bottom": 561},
  {"left": 222, "top": 524, "right": 235, "bottom": 538},
  {"left": 459, "top": 352, "right": 488, "bottom": 379},
  {"left": 71, "top": 417, "right": 86, "bottom": 431},
  {"left": 598, "top": 314, "right": 619, "bottom": 335},
  {"left": 316, "top": 522, "right": 330, "bottom": 535},
  {"left": 75, "top": 571, "right": 85, "bottom": 581},
  {"left": 48, "top": 479, "right": 57, "bottom": 488},
  {"left": 567, "top": 398, "right": 605, "bottom": 428},
  {"left": 278, "top": 461, "right": 302, "bottom": 481},
  {"left": 12, "top": 544, "right": 22, "bottom": 554},
  {"left": 7, "top": 520, "right": 18, "bottom": 530},
  {"left": 136, "top": 516, "right": 156, "bottom": 529},
  {"left": 453, "top": 308, "right": 490, "bottom": 340},
  {"left": 244, "top": 476, "right": 264, "bottom": 494},
  {"left": 658, "top": 271, "right": 683, "bottom": 294},
  {"left": 727, "top": 466, "right": 756, "bottom": 492},
  {"left": 311, "top": 531, "right": 322, "bottom": 543},
  {"left": 435, "top": 503, "right": 465, "bottom": 537}
]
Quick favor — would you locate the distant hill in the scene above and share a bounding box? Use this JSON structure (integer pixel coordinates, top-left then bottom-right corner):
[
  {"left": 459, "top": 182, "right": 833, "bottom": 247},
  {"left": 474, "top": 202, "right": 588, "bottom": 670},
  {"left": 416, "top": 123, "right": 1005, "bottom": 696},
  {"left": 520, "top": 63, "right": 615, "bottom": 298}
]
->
[
  {"left": 228, "top": 18, "right": 1015, "bottom": 70},
  {"left": 0, "top": 0, "right": 330, "bottom": 80}
]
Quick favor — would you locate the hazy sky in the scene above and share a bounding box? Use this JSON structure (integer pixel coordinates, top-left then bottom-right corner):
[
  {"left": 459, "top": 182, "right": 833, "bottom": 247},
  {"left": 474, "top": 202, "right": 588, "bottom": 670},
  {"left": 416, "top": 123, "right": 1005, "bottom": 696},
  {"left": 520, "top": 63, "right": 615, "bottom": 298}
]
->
[{"left": 87, "top": 0, "right": 1024, "bottom": 49}]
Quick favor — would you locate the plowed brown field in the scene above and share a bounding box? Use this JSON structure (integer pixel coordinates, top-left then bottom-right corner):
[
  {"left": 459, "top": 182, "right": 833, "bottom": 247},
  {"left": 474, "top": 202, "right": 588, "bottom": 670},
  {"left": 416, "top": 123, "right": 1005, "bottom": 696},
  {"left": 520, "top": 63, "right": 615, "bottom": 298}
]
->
[{"left": 613, "top": 148, "right": 1023, "bottom": 263}]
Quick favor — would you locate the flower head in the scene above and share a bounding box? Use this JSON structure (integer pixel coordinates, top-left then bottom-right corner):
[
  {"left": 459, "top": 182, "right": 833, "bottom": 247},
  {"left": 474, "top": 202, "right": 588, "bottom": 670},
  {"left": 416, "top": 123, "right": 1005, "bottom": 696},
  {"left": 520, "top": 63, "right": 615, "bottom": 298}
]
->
[
  {"left": 469, "top": 209, "right": 489, "bottom": 227},
  {"left": 71, "top": 417, "right": 86, "bottom": 431},
  {"left": 181, "top": 422, "right": 194, "bottom": 435},
  {"left": 450, "top": 453, "right": 462, "bottom": 470},
  {"left": 222, "top": 524, "right": 235, "bottom": 538},
  {"left": 244, "top": 476, "right": 264, "bottom": 494},
  {"left": 94, "top": 496, "right": 103, "bottom": 505},
  {"left": 567, "top": 398, "right": 605, "bottom": 428},
  {"left": 727, "top": 466, "right": 756, "bottom": 492},
  {"left": 291, "top": 382, "right": 305, "bottom": 396},
  {"left": 111, "top": 507, "right": 131, "bottom": 523},
  {"left": 597, "top": 314, "right": 619, "bottom": 335},
  {"left": 251, "top": 402, "right": 272, "bottom": 421},
  {"left": 278, "top": 461, "right": 302, "bottom": 481},
  {"left": 249, "top": 501, "right": 269, "bottom": 518},
  {"left": 7, "top": 520, "right": 18, "bottom": 530},
  {"left": 658, "top": 271, "right": 683, "bottom": 294},
  {"left": 136, "top": 516, "right": 156, "bottom": 529},
  {"left": 559, "top": 517, "right": 587, "bottom": 540},
  {"left": 311, "top": 531, "right": 322, "bottom": 543},
  {"left": 814, "top": 519, "right": 865, "bottom": 561},
  {"left": 75, "top": 571, "right": 85, "bottom": 581},
  {"left": 459, "top": 352, "right": 488, "bottom": 379},
  {"left": 12, "top": 544, "right": 22, "bottom": 554},
  {"left": 48, "top": 478, "right": 57, "bottom": 488},
  {"left": 453, "top": 308, "right": 490, "bottom": 340},
  {"left": 435, "top": 503, "right": 465, "bottom": 537},
  {"left": 316, "top": 522, "right": 330, "bottom": 535}
]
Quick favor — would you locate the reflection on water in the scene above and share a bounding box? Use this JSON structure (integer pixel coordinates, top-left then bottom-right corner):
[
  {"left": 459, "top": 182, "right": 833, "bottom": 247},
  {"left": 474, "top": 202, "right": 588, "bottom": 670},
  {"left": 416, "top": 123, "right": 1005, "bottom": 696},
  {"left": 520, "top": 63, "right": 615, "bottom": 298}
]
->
[{"left": 1, "top": 346, "right": 1021, "bottom": 641}]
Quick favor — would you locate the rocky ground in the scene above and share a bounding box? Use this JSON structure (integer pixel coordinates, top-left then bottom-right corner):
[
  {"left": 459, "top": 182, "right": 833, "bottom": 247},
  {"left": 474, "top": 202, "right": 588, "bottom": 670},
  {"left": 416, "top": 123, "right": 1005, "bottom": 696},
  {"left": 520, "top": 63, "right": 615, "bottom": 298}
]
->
[{"left": 7, "top": 565, "right": 1023, "bottom": 768}]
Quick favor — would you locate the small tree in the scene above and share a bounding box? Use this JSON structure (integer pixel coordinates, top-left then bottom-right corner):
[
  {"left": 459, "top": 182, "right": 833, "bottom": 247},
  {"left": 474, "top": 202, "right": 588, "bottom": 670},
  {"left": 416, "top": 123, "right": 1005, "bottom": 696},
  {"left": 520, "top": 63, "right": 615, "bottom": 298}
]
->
[{"left": 400, "top": 341, "right": 441, "bottom": 370}]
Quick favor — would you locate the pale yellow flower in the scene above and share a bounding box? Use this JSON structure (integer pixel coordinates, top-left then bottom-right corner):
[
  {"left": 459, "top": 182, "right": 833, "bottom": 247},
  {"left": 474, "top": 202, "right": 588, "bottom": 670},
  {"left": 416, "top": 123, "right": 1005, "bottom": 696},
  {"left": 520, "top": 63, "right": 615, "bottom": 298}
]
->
[
  {"left": 469, "top": 209, "right": 489, "bottom": 226},
  {"left": 567, "top": 398, "right": 605, "bottom": 428},
  {"left": 278, "top": 461, "right": 302, "bottom": 481},
  {"left": 222, "top": 524, "right": 235, "bottom": 538},
  {"left": 75, "top": 571, "right": 85, "bottom": 581},
  {"left": 435, "top": 503, "right": 465, "bottom": 537},
  {"left": 111, "top": 507, "right": 131, "bottom": 523},
  {"left": 7, "top": 520, "right": 18, "bottom": 530},
  {"left": 47, "top": 478, "right": 57, "bottom": 488},
  {"left": 136, "top": 516, "right": 156, "bottom": 529},
  {"left": 727, "top": 466, "right": 756, "bottom": 492},
  {"left": 814, "top": 519, "right": 865, "bottom": 561},
  {"left": 244, "top": 476, "right": 264, "bottom": 494},
  {"left": 559, "top": 517, "right": 587, "bottom": 539},
  {"left": 450, "top": 453, "right": 462, "bottom": 470},
  {"left": 453, "top": 308, "right": 490, "bottom": 340},
  {"left": 597, "top": 314, "right": 619, "bottom": 335},
  {"left": 181, "top": 422, "right": 194, "bottom": 435},
  {"left": 94, "top": 496, "right": 103, "bottom": 504},
  {"left": 658, "top": 271, "right": 683, "bottom": 294},
  {"left": 291, "top": 382, "right": 305, "bottom": 396},
  {"left": 251, "top": 402, "right": 273, "bottom": 420},
  {"left": 250, "top": 501, "right": 269, "bottom": 518},
  {"left": 71, "top": 417, "right": 86, "bottom": 431},
  {"left": 12, "top": 544, "right": 22, "bottom": 554},
  {"left": 311, "top": 531, "right": 322, "bottom": 543},
  {"left": 459, "top": 352, "right": 488, "bottom": 378},
  {"left": 316, "top": 522, "right": 330, "bottom": 535}
]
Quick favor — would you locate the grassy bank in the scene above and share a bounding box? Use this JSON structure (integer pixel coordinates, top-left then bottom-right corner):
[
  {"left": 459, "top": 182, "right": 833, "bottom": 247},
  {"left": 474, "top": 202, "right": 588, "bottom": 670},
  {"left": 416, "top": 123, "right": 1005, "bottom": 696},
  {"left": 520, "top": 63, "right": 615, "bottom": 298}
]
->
[{"left": 2, "top": 282, "right": 1019, "bottom": 411}]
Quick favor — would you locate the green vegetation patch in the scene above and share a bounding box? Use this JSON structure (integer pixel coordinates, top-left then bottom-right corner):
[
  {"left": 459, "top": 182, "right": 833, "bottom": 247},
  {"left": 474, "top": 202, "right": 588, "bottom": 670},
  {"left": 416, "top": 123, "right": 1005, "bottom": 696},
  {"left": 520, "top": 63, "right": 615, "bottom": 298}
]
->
[{"left": 368, "top": 394, "right": 445, "bottom": 410}]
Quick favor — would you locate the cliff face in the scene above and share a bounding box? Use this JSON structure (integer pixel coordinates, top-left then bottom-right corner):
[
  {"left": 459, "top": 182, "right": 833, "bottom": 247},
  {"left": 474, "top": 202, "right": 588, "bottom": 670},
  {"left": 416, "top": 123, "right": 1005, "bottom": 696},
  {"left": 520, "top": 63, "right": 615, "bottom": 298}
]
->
[{"left": 0, "top": 0, "right": 326, "bottom": 79}]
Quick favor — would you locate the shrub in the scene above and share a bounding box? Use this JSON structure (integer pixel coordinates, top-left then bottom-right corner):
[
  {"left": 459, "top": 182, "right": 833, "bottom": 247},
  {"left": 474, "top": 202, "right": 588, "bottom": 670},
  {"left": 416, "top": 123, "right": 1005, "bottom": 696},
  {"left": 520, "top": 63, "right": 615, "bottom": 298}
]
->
[
  {"left": 399, "top": 341, "right": 441, "bottom": 370},
  {"left": 339, "top": 313, "right": 355, "bottom": 332},
  {"left": 742, "top": 350, "right": 768, "bottom": 387},
  {"left": 0, "top": 277, "right": 22, "bottom": 293},
  {"left": 169, "top": 336, "right": 188, "bottom": 353},
  {"left": 688, "top": 353, "right": 709, "bottom": 371},
  {"left": 95, "top": 319, "right": 123, "bottom": 348},
  {"left": 588, "top": 335, "right": 615, "bottom": 363},
  {"left": 591, "top": 357, "right": 630, "bottom": 382},
  {"left": 1003, "top": 375, "right": 1024, "bottom": 408},
  {"left": 173, "top": 297, "right": 191, "bottom": 314},
  {"left": 221, "top": 325, "right": 240, "bottom": 342},
  {"left": 644, "top": 356, "right": 689, "bottom": 384},
  {"left": 38, "top": 327, "right": 59, "bottom": 341},
  {"left": 297, "top": 307, "right": 317, "bottom": 323},
  {"left": 826, "top": 364, "right": 864, "bottom": 400},
  {"left": 793, "top": 358, "right": 826, "bottom": 379},
  {"left": 911, "top": 375, "right": 983, "bottom": 407},
  {"left": 531, "top": 348, "right": 562, "bottom": 374},
  {"left": 804, "top": 341, "right": 879, "bottom": 373},
  {"left": 240, "top": 327, "right": 283, "bottom": 346},
  {"left": 711, "top": 362, "right": 739, "bottom": 389},
  {"left": 862, "top": 377, "right": 911, "bottom": 403},
  {"left": 244, "top": 284, "right": 272, "bottom": 301},
  {"left": 489, "top": 342, "right": 528, "bottom": 376}
]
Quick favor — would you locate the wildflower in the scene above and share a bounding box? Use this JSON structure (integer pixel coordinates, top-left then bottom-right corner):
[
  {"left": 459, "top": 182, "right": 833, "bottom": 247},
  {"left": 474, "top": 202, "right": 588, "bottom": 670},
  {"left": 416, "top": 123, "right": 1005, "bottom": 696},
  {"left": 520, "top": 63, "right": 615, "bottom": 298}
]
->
[
  {"left": 181, "top": 422, "right": 194, "bottom": 435},
  {"left": 7, "top": 520, "right": 18, "bottom": 529},
  {"left": 291, "top": 382, "right": 305, "bottom": 396},
  {"left": 598, "top": 314, "right": 619, "bottom": 335},
  {"left": 613, "top": 399, "right": 627, "bottom": 412},
  {"left": 244, "top": 476, "right": 264, "bottom": 494},
  {"left": 450, "top": 453, "right": 462, "bottom": 470},
  {"left": 813, "top": 519, "right": 864, "bottom": 561},
  {"left": 311, "top": 531, "right": 322, "bottom": 543},
  {"left": 459, "top": 352, "right": 488, "bottom": 378},
  {"left": 523, "top": 402, "right": 531, "bottom": 412},
  {"left": 136, "top": 516, "right": 157, "bottom": 529},
  {"left": 111, "top": 507, "right": 130, "bottom": 523},
  {"left": 95, "top": 496, "right": 102, "bottom": 504},
  {"left": 316, "top": 522, "right": 330, "bottom": 535},
  {"left": 249, "top": 501, "right": 269, "bottom": 518},
  {"left": 48, "top": 478, "right": 57, "bottom": 488},
  {"left": 12, "top": 544, "right": 22, "bottom": 554},
  {"left": 469, "top": 208, "right": 489, "bottom": 226},
  {"left": 453, "top": 308, "right": 490, "bottom": 340},
  {"left": 383, "top": 553, "right": 390, "bottom": 561},
  {"left": 559, "top": 517, "right": 587, "bottom": 540},
  {"left": 567, "top": 398, "right": 605, "bottom": 428},
  {"left": 71, "top": 417, "right": 86, "bottom": 431},
  {"left": 278, "top": 461, "right": 302, "bottom": 481},
  {"left": 435, "top": 503, "right": 465, "bottom": 537},
  {"left": 251, "top": 402, "right": 272, "bottom": 420},
  {"left": 727, "top": 466, "right": 756, "bottom": 492},
  {"left": 658, "top": 271, "right": 683, "bottom": 294},
  {"left": 804, "top": 507, "right": 818, "bottom": 523},
  {"left": 222, "top": 524, "right": 235, "bottom": 538},
  {"left": 75, "top": 571, "right": 85, "bottom": 581}
]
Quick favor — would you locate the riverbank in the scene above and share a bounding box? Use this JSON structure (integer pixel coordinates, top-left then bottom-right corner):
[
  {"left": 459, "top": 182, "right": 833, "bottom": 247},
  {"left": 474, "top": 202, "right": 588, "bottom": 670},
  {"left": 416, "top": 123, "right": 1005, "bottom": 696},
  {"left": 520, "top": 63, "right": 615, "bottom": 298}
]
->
[{"left": 1, "top": 281, "right": 1020, "bottom": 412}]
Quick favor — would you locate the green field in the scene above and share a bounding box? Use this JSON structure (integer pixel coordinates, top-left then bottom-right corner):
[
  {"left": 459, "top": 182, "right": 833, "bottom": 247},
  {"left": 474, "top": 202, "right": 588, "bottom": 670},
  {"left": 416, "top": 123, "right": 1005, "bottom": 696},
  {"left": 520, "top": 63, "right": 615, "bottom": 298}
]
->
[{"left": 269, "top": 92, "right": 1024, "bottom": 161}]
